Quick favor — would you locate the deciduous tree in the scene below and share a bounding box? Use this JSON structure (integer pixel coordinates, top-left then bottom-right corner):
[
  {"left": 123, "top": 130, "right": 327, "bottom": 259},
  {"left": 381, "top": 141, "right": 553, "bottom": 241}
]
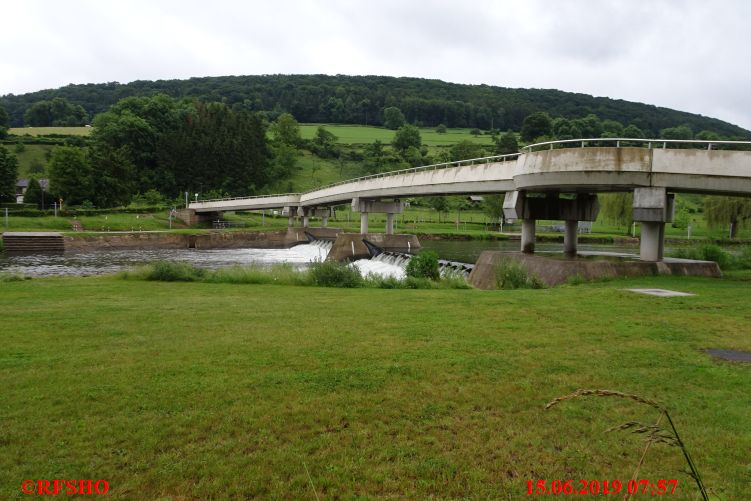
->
[
  {"left": 704, "top": 196, "right": 751, "bottom": 239},
  {"left": 0, "top": 146, "right": 18, "bottom": 202},
  {"left": 383, "top": 106, "right": 406, "bottom": 130},
  {"left": 520, "top": 112, "right": 552, "bottom": 142}
]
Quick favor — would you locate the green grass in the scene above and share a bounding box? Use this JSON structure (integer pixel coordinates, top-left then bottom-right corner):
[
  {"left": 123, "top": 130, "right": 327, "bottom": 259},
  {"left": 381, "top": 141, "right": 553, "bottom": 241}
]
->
[
  {"left": 0, "top": 275, "right": 749, "bottom": 499},
  {"left": 9, "top": 126, "right": 92, "bottom": 137},
  {"left": 300, "top": 123, "right": 495, "bottom": 146},
  {"left": 1, "top": 213, "right": 183, "bottom": 232},
  {"left": 8, "top": 144, "right": 56, "bottom": 178}
]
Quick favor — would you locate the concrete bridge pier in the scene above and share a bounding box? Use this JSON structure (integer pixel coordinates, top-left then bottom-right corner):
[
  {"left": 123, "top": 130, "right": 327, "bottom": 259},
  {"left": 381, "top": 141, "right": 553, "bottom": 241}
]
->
[
  {"left": 633, "top": 188, "right": 674, "bottom": 261},
  {"left": 504, "top": 191, "right": 599, "bottom": 255},
  {"left": 352, "top": 197, "right": 405, "bottom": 236},
  {"left": 521, "top": 219, "right": 536, "bottom": 253},
  {"left": 283, "top": 206, "right": 296, "bottom": 227},
  {"left": 564, "top": 219, "right": 578, "bottom": 255}
]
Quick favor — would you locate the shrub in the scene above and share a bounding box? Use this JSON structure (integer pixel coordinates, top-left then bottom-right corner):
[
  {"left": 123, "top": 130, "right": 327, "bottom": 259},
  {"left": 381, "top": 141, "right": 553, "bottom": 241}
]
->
[
  {"left": 494, "top": 257, "right": 545, "bottom": 289},
  {"left": 435, "top": 124, "right": 447, "bottom": 133},
  {"left": 146, "top": 261, "right": 205, "bottom": 282},
  {"left": 310, "top": 260, "right": 363, "bottom": 288},
  {"left": 405, "top": 251, "right": 440, "bottom": 280}
]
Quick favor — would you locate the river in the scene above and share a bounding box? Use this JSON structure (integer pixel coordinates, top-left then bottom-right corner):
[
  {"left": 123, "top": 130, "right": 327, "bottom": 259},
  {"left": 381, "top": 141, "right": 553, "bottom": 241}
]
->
[{"left": 0, "top": 239, "right": 664, "bottom": 279}]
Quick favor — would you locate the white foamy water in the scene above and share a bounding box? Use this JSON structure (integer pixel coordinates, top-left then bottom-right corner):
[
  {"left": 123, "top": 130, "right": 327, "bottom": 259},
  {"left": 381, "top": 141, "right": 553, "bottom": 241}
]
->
[
  {"left": 352, "top": 257, "right": 407, "bottom": 279},
  {"left": 0, "top": 241, "right": 335, "bottom": 277}
]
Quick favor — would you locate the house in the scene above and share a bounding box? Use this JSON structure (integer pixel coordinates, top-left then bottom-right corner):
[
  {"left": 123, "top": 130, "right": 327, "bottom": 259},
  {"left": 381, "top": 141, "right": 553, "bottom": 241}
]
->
[
  {"left": 15, "top": 179, "right": 50, "bottom": 204},
  {"left": 466, "top": 195, "right": 484, "bottom": 206}
]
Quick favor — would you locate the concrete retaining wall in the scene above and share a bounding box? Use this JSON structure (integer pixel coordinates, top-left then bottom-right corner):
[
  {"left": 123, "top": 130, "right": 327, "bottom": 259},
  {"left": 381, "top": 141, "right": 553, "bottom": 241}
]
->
[{"left": 468, "top": 251, "right": 721, "bottom": 289}]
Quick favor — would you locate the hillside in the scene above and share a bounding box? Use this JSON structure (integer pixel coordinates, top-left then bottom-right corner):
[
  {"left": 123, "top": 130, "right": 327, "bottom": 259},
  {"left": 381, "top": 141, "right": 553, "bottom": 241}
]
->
[{"left": 2, "top": 74, "right": 748, "bottom": 138}]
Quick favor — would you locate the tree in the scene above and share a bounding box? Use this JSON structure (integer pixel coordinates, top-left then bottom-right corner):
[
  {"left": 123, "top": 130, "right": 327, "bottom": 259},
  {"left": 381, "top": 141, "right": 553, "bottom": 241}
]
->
[
  {"left": 270, "top": 113, "right": 302, "bottom": 146},
  {"left": 660, "top": 125, "right": 693, "bottom": 140},
  {"left": 311, "top": 126, "right": 340, "bottom": 158},
  {"left": 0, "top": 146, "right": 18, "bottom": 202},
  {"left": 572, "top": 114, "right": 602, "bottom": 138},
  {"left": 89, "top": 145, "right": 136, "bottom": 207},
  {"left": 425, "top": 196, "right": 449, "bottom": 223},
  {"left": 622, "top": 124, "right": 644, "bottom": 138},
  {"left": 23, "top": 97, "right": 89, "bottom": 126},
  {"left": 601, "top": 119, "right": 624, "bottom": 137},
  {"left": 23, "top": 178, "right": 43, "bottom": 208},
  {"left": 495, "top": 130, "right": 519, "bottom": 155},
  {"left": 0, "top": 104, "right": 9, "bottom": 139},
  {"left": 383, "top": 106, "right": 406, "bottom": 130},
  {"left": 484, "top": 194, "right": 505, "bottom": 228},
  {"left": 599, "top": 193, "right": 633, "bottom": 230},
  {"left": 435, "top": 123, "right": 447, "bottom": 133},
  {"left": 49, "top": 146, "right": 93, "bottom": 205},
  {"left": 704, "top": 196, "right": 751, "bottom": 239},
  {"left": 551, "top": 117, "right": 582, "bottom": 140},
  {"left": 520, "top": 112, "right": 552, "bottom": 142},
  {"left": 450, "top": 140, "right": 485, "bottom": 161},
  {"left": 392, "top": 124, "right": 421, "bottom": 153}
]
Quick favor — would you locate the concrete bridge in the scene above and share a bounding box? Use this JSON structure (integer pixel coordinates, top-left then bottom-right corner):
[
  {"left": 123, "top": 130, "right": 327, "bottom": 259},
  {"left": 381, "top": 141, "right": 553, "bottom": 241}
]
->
[{"left": 187, "top": 138, "right": 751, "bottom": 262}]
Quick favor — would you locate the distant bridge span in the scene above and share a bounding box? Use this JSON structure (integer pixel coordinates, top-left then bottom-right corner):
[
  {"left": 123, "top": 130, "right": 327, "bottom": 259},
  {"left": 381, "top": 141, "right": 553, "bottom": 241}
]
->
[{"left": 189, "top": 138, "right": 751, "bottom": 261}]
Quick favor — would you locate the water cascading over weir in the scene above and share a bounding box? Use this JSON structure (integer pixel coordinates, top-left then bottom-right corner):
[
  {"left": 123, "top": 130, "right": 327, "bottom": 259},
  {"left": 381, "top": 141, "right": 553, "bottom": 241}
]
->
[{"left": 302, "top": 236, "right": 474, "bottom": 279}]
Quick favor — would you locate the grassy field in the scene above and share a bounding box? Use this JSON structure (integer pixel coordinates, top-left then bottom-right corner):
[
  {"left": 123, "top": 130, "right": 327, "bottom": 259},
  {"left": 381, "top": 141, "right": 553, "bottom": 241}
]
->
[
  {"left": 7, "top": 144, "right": 55, "bottom": 178},
  {"left": 300, "top": 124, "right": 496, "bottom": 146},
  {"left": 9, "top": 126, "right": 92, "bottom": 137},
  {"left": 0, "top": 274, "right": 749, "bottom": 499}
]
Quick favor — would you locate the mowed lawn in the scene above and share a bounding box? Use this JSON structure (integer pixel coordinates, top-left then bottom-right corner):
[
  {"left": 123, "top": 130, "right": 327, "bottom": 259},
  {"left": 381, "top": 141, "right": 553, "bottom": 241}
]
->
[
  {"left": 299, "top": 124, "right": 496, "bottom": 146},
  {"left": 1, "top": 275, "right": 750, "bottom": 499}
]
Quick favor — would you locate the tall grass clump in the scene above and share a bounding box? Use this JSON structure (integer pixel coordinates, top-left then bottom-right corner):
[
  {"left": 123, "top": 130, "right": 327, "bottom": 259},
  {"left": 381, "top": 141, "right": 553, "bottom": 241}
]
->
[
  {"left": 494, "top": 257, "right": 544, "bottom": 289},
  {"left": 206, "top": 264, "right": 312, "bottom": 286},
  {"left": 670, "top": 244, "right": 751, "bottom": 270},
  {"left": 310, "top": 260, "right": 363, "bottom": 288},
  {"left": 146, "top": 261, "right": 206, "bottom": 282},
  {"left": 546, "top": 389, "right": 709, "bottom": 501}
]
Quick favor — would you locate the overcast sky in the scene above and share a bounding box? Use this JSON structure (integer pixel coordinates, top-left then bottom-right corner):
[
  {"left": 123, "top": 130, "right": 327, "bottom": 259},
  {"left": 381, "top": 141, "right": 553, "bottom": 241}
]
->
[{"left": 2, "top": 0, "right": 750, "bottom": 130}]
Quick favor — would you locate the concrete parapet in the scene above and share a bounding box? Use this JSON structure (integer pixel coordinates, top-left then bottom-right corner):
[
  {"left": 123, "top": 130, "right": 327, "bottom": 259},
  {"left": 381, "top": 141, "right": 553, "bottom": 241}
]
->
[{"left": 468, "top": 251, "right": 721, "bottom": 289}]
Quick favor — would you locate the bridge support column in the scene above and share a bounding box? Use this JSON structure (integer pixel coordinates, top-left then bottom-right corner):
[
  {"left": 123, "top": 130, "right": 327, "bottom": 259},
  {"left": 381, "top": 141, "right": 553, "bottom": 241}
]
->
[
  {"left": 521, "top": 219, "right": 536, "bottom": 253},
  {"left": 564, "top": 220, "right": 578, "bottom": 255},
  {"left": 352, "top": 198, "right": 405, "bottom": 236},
  {"left": 633, "top": 188, "right": 674, "bottom": 262},
  {"left": 639, "top": 222, "right": 664, "bottom": 262},
  {"left": 322, "top": 215, "right": 329, "bottom": 227},
  {"left": 386, "top": 213, "right": 395, "bottom": 235}
]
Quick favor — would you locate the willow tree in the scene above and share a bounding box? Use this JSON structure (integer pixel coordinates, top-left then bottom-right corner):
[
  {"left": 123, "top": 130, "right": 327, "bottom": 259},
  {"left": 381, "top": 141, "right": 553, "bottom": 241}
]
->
[
  {"left": 599, "top": 192, "right": 634, "bottom": 231},
  {"left": 704, "top": 196, "right": 751, "bottom": 239}
]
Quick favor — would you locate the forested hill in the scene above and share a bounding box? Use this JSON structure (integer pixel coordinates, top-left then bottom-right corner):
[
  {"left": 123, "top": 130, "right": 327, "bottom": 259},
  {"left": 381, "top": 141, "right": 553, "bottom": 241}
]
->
[{"left": 2, "top": 74, "right": 748, "bottom": 138}]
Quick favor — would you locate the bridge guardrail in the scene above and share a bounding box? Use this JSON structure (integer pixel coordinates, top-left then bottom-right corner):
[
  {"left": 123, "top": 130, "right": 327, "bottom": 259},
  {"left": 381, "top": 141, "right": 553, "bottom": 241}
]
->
[
  {"left": 302, "top": 152, "right": 521, "bottom": 195},
  {"left": 522, "top": 138, "right": 751, "bottom": 153},
  {"left": 192, "top": 192, "right": 301, "bottom": 204}
]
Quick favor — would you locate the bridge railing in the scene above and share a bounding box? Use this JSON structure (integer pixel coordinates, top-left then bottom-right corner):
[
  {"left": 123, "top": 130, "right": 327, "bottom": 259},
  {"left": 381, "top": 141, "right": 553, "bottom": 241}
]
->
[
  {"left": 302, "top": 152, "right": 521, "bottom": 195},
  {"left": 191, "top": 192, "right": 302, "bottom": 204},
  {"left": 522, "top": 138, "right": 751, "bottom": 153}
]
